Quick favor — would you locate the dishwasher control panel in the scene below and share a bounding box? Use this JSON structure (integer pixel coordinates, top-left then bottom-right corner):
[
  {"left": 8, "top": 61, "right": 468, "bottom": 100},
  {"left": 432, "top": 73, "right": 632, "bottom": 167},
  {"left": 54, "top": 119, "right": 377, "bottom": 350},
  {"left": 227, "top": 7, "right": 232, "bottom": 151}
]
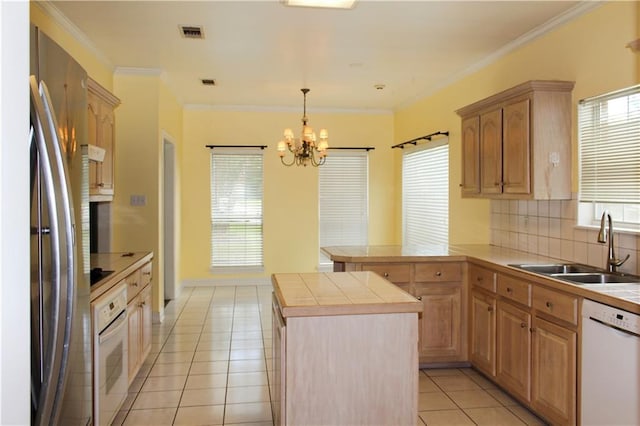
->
[{"left": 582, "top": 299, "right": 640, "bottom": 335}]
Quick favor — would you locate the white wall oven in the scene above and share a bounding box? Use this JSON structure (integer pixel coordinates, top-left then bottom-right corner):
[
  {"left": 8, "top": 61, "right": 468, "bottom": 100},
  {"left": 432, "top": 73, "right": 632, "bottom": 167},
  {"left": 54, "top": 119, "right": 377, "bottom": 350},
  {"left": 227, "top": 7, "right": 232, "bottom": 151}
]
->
[{"left": 92, "top": 283, "right": 128, "bottom": 426}]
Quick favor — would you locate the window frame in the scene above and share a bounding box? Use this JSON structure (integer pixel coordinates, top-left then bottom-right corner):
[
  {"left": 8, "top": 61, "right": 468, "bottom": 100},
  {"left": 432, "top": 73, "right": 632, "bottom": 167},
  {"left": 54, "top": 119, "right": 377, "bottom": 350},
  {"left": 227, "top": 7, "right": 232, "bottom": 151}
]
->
[
  {"left": 209, "top": 147, "right": 264, "bottom": 272},
  {"left": 318, "top": 150, "right": 369, "bottom": 269},
  {"left": 577, "top": 84, "right": 640, "bottom": 232},
  {"left": 402, "top": 139, "right": 449, "bottom": 247}
]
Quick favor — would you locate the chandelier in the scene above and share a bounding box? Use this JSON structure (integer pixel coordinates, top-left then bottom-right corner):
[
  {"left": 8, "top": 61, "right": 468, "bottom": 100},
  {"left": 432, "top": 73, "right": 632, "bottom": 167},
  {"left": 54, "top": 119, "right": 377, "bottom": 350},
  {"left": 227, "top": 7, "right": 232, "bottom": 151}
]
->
[{"left": 277, "top": 88, "right": 328, "bottom": 167}]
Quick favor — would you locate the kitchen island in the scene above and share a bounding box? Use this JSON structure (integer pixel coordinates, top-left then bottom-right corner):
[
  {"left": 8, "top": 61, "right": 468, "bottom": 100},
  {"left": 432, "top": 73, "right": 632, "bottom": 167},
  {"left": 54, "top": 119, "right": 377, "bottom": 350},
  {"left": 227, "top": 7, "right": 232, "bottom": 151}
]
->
[{"left": 271, "top": 271, "right": 422, "bottom": 426}]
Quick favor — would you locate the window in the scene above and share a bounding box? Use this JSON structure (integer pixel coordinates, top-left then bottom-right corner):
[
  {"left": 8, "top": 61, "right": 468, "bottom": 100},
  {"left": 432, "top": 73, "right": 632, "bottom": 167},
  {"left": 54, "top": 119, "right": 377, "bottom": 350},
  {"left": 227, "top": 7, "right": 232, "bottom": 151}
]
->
[
  {"left": 318, "top": 151, "right": 369, "bottom": 266},
  {"left": 402, "top": 141, "right": 449, "bottom": 246},
  {"left": 578, "top": 85, "right": 640, "bottom": 231},
  {"left": 210, "top": 149, "right": 264, "bottom": 270}
]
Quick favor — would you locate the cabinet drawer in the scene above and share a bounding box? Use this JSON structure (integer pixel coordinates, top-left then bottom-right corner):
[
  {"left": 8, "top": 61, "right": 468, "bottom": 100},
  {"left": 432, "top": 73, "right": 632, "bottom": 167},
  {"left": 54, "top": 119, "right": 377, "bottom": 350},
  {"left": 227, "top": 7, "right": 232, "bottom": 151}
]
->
[
  {"left": 414, "top": 263, "right": 462, "bottom": 282},
  {"left": 532, "top": 286, "right": 578, "bottom": 325},
  {"left": 361, "top": 264, "right": 411, "bottom": 283},
  {"left": 497, "top": 274, "right": 531, "bottom": 307},
  {"left": 469, "top": 264, "right": 496, "bottom": 292},
  {"left": 126, "top": 269, "right": 142, "bottom": 303},
  {"left": 140, "top": 262, "right": 152, "bottom": 287}
]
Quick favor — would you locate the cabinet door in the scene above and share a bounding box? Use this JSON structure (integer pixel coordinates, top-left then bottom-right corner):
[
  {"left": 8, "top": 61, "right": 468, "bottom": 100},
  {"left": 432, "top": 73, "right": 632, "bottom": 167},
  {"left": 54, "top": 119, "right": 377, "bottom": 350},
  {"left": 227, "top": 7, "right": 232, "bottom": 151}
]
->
[
  {"left": 87, "top": 91, "right": 101, "bottom": 192},
  {"left": 127, "top": 301, "right": 141, "bottom": 384},
  {"left": 461, "top": 116, "right": 480, "bottom": 195},
  {"left": 470, "top": 290, "right": 496, "bottom": 376},
  {"left": 140, "top": 285, "right": 152, "bottom": 361},
  {"left": 415, "top": 283, "right": 462, "bottom": 362},
  {"left": 480, "top": 108, "right": 503, "bottom": 194},
  {"left": 97, "top": 106, "right": 115, "bottom": 193},
  {"left": 496, "top": 301, "right": 531, "bottom": 402},
  {"left": 531, "top": 316, "right": 576, "bottom": 425},
  {"left": 503, "top": 99, "right": 531, "bottom": 195}
]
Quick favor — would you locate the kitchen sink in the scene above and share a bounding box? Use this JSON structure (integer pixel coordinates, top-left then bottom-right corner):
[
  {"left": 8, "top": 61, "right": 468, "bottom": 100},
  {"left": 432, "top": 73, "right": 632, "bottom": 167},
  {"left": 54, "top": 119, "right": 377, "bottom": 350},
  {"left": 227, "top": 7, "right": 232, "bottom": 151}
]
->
[
  {"left": 509, "top": 263, "right": 600, "bottom": 275},
  {"left": 551, "top": 272, "right": 640, "bottom": 285}
]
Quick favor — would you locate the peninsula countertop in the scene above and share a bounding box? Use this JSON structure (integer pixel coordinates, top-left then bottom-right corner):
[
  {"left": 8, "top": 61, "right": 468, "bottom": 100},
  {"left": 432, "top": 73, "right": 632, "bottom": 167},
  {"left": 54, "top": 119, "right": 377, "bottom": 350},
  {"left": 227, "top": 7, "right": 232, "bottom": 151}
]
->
[
  {"left": 272, "top": 271, "right": 423, "bottom": 318},
  {"left": 322, "top": 244, "right": 640, "bottom": 314},
  {"left": 90, "top": 251, "right": 153, "bottom": 301}
]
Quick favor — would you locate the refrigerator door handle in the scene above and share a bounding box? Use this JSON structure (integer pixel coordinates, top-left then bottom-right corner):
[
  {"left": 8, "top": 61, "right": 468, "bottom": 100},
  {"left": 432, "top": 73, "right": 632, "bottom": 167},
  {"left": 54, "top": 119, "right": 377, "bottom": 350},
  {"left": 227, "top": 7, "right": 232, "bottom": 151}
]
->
[
  {"left": 39, "top": 80, "right": 77, "bottom": 425},
  {"left": 30, "top": 76, "right": 77, "bottom": 426},
  {"left": 30, "top": 75, "right": 64, "bottom": 426}
]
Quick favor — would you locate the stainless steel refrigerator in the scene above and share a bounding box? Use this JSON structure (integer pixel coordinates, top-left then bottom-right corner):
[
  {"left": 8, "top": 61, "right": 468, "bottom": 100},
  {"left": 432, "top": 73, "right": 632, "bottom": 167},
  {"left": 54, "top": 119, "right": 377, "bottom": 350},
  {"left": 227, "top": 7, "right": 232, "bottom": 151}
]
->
[{"left": 30, "top": 26, "right": 92, "bottom": 426}]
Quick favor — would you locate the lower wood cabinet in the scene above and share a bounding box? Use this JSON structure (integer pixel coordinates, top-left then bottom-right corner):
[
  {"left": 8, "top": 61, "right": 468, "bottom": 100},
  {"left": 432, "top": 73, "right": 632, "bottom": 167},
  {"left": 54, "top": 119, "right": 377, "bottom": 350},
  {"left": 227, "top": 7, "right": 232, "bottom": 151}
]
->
[
  {"left": 361, "top": 261, "right": 466, "bottom": 364},
  {"left": 496, "top": 300, "right": 531, "bottom": 402},
  {"left": 415, "top": 282, "right": 463, "bottom": 363},
  {"left": 469, "top": 265, "right": 578, "bottom": 425},
  {"left": 127, "top": 263, "right": 152, "bottom": 384},
  {"left": 531, "top": 316, "right": 577, "bottom": 425}
]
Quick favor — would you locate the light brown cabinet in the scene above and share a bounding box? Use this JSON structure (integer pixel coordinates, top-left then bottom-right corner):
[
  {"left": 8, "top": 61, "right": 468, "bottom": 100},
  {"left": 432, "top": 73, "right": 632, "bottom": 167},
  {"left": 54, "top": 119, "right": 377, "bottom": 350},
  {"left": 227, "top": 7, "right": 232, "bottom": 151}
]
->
[
  {"left": 531, "top": 287, "right": 577, "bottom": 426},
  {"left": 469, "top": 263, "right": 578, "bottom": 425},
  {"left": 87, "top": 78, "right": 120, "bottom": 202},
  {"left": 360, "top": 261, "right": 466, "bottom": 364},
  {"left": 496, "top": 300, "right": 531, "bottom": 402},
  {"left": 456, "top": 80, "right": 574, "bottom": 200},
  {"left": 127, "top": 261, "right": 152, "bottom": 384}
]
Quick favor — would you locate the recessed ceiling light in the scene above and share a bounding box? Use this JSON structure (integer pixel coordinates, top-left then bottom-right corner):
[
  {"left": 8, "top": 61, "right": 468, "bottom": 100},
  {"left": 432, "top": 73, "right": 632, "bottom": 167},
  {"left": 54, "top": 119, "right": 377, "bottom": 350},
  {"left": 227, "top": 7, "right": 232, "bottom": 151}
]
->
[{"left": 282, "top": 0, "right": 356, "bottom": 9}]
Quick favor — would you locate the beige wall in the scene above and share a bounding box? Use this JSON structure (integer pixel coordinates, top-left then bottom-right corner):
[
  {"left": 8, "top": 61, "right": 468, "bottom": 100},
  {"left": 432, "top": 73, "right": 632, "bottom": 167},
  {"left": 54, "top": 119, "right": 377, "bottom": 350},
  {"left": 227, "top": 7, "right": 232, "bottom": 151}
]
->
[
  {"left": 394, "top": 1, "right": 638, "bottom": 246},
  {"left": 112, "top": 72, "right": 183, "bottom": 315},
  {"left": 181, "top": 108, "right": 394, "bottom": 281}
]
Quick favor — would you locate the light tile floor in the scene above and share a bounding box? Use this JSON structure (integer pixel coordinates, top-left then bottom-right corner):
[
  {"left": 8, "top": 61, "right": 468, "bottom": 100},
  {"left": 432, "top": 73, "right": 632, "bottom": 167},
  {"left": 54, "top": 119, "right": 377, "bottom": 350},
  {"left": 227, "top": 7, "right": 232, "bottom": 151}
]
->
[{"left": 113, "top": 285, "right": 547, "bottom": 426}]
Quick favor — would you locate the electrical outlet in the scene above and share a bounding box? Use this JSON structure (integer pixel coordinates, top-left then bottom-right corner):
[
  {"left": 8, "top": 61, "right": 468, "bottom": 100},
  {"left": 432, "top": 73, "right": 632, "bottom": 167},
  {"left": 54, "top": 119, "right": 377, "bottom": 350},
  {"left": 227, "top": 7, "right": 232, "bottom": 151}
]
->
[{"left": 130, "top": 195, "right": 146, "bottom": 206}]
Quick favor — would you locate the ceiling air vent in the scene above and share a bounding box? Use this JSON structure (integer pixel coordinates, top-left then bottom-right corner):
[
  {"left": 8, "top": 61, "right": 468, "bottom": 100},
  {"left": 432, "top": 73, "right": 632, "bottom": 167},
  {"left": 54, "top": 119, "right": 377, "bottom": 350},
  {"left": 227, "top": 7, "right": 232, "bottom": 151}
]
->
[
  {"left": 201, "top": 79, "right": 216, "bottom": 86},
  {"left": 179, "top": 25, "right": 204, "bottom": 39}
]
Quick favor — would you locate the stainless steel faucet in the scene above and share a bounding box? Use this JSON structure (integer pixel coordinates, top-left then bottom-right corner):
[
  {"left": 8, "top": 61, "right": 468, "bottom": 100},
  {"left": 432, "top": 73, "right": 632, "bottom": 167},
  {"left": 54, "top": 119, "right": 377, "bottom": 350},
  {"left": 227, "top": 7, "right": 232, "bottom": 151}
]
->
[{"left": 597, "top": 211, "right": 630, "bottom": 272}]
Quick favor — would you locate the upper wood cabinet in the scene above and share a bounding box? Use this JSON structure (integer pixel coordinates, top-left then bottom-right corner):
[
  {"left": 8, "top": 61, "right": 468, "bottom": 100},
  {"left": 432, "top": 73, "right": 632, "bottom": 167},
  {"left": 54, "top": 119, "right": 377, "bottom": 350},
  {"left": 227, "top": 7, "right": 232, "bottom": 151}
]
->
[
  {"left": 87, "top": 78, "right": 120, "bottom": 202},
  {"left": 456, "top": 80, "right": 574, "bottom": 200}
]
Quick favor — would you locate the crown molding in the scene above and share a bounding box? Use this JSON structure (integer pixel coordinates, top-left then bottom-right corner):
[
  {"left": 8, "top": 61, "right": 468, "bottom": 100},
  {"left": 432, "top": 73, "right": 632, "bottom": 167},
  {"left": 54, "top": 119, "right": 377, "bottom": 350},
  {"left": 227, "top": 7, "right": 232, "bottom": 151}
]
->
[
  {"left": 34, "top": 0, "right": 113, "bottom": 70},
  {"left": 396, "top": 1, "right": 604, "bottom": 111}
]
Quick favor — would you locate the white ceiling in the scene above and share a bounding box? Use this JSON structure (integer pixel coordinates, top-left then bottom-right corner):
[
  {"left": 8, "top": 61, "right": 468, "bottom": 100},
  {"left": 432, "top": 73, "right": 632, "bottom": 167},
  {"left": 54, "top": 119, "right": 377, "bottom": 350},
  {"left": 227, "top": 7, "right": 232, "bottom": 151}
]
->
[{"left": 46, "top": 0, "right": 594, "bottom": 111}]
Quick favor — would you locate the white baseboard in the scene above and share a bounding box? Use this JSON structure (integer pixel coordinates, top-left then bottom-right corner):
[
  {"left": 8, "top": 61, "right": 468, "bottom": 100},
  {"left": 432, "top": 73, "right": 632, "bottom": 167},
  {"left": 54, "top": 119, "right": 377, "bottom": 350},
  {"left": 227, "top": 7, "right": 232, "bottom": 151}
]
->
[{"left": 181, "top": 277, "right": 272, "bottom": 287}]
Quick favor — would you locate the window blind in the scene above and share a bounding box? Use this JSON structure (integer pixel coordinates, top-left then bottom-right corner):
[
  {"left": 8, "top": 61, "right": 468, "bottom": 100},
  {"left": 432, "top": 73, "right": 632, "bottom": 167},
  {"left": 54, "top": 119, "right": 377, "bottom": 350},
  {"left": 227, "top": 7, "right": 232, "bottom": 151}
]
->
[
  {"left": 210, "top": 149, "right": 264, "bottom": 269},
  {"left": 402, "top": 141, "right": 449, "bottom": 246},
  {"left": 579, "top": 85, "right": 640, "bottom": 204},
  {"left": 318, "top": 151, "right": 369, "bottom": 265}
]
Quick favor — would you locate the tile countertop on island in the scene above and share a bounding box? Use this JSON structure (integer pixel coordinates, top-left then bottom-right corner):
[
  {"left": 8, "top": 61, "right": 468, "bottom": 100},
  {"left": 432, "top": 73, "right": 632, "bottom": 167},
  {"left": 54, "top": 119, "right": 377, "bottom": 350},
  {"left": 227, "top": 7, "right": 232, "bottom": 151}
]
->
[
  {"left": 321, "top": 244, "right": 640, "bottom": 315},
  {"left": 272, "top": 271, "right": 423, "bottom": 318},
  {"left": 90, "top": 251, "right": 153, "bottom": 301}
]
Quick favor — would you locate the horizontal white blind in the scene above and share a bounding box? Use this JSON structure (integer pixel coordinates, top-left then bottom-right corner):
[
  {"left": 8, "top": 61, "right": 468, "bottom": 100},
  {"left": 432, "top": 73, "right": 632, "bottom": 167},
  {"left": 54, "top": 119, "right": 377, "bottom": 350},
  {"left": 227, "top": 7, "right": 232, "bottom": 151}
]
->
[
  {"left": 319, "top": 152, "right": 368, "bottom": 265},
  {"left": 579, "top": 85, "right": 640, "bottom": 204},
  {"left": 210, "top": 149, "right": 263, "bottom": 269},
  {"left": 402, "top": 141, "right": 449, "bottom": 246}
]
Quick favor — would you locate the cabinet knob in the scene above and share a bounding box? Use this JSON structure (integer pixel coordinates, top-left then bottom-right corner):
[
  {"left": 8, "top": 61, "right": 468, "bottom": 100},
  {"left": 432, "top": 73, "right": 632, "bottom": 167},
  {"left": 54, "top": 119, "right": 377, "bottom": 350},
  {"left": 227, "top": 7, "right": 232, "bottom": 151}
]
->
[
  {"left": 487, "top": 306, "right": 494, "bottom": 312},
  {"left": 435, "top": 271, "right": 442, "bottom": 277},
  {"left": 131, "top": 281, "right": 138, "bottom": 287},
  {"left": 458, "top": 183, "right": 463, "bottom": 187},
  {"left": 98, "top": 182, "right": 104, "bottom": 187},
  {"left": 383, "top": 272, "right": 389, "bottom": 278},
  {"left": 520, "top": 322, "right": 527, "bottom": 328},
  {"left": 507, "top": 287, "right": 513, "bottom": 293},
  {"left": 546, "top": 301, "right": 553, "bottom": 309},
  {"left": 416, "top": 296, "right": 422, "bottom": 301}
]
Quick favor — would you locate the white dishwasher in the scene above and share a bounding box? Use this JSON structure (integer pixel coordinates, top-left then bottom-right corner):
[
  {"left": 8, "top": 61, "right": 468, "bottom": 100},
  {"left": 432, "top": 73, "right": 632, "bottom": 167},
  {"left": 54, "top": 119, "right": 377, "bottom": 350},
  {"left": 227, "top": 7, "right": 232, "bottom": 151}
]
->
[{"left": 581, "top": 299, "right": 640, "bottom": 426}]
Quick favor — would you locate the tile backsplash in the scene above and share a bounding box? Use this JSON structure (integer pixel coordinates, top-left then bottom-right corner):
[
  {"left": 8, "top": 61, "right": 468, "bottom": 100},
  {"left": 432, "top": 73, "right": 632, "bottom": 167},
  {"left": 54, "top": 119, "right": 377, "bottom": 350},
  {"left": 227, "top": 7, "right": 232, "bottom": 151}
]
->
[{"left": 489, "top": 196, "right": 640, "bottom": 276}]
